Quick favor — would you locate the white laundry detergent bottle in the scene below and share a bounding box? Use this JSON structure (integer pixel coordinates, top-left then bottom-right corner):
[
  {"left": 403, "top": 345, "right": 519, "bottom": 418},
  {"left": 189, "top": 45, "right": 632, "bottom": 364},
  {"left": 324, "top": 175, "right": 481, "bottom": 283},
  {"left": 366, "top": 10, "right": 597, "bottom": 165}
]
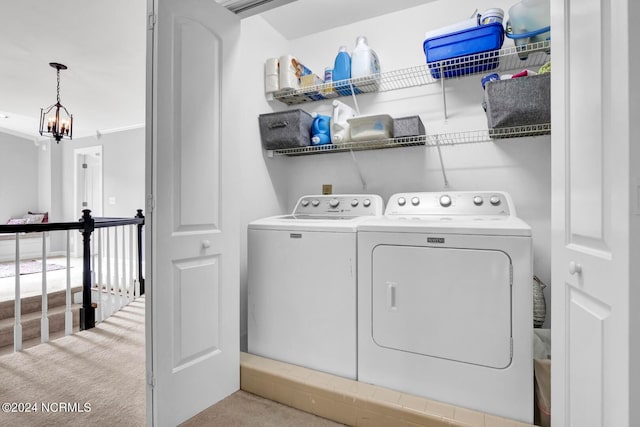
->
[
  {"left": 350, "top": 36, "right": 380, "bottom": 79},
  {"left": 331, "top": 100, "right": 356, "bottom": 143}
]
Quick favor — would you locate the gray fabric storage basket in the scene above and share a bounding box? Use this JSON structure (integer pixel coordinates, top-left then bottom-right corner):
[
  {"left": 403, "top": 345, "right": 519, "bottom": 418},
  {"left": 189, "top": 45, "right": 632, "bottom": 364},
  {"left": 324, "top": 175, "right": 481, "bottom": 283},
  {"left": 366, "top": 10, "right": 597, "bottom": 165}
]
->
[
  {"left": 393, "top": 116, "right": 426, "bottom": 138},
  {"left": 258, "top": 109, "right": 313, "bottom": 150},
  {"left": 483, "top": 74, "right": 550, "bottom": 130}
]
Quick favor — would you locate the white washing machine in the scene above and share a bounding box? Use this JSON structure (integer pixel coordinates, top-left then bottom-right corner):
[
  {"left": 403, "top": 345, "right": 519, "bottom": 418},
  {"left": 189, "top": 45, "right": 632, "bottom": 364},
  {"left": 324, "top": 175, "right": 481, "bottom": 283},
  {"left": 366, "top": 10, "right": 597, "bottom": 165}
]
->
[
  {"left": 357, "top": 191, "right": 533, "bottom": 423},
  {"left": 248, "top": 194, "right": 383, "bottom": 379}
]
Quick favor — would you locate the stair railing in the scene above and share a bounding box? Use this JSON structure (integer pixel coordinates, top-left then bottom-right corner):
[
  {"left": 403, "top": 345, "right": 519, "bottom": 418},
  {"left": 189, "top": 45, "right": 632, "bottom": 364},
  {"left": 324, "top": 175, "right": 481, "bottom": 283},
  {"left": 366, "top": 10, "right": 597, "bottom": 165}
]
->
[{"left": 0, "top": 210, "right": 145, "bottom": 352}]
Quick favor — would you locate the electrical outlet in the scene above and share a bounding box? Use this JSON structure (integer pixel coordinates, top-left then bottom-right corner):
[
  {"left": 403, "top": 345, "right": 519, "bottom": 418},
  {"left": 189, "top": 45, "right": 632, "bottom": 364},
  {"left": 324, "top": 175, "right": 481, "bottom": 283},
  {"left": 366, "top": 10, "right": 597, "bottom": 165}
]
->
[{"left": 322, "top": 184, "right": 332, "bottom": 195}]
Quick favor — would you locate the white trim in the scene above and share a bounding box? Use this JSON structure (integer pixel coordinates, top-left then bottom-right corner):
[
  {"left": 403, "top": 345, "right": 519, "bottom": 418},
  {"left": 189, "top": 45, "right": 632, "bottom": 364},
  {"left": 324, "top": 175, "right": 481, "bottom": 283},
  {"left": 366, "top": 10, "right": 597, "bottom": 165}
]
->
[{"left": 96, "top": 123, "right": 145, "bottom": 137}]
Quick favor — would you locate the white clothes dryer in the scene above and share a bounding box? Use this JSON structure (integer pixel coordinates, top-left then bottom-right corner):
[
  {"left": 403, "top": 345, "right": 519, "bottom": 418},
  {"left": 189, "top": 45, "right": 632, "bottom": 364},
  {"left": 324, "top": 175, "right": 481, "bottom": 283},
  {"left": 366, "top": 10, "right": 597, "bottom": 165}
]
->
[
  {"left": 357, "top": 191, "right": 533, "bottom": 423},
  {"left": 248, "top": 194, "right": 383, "bottom": 379}
]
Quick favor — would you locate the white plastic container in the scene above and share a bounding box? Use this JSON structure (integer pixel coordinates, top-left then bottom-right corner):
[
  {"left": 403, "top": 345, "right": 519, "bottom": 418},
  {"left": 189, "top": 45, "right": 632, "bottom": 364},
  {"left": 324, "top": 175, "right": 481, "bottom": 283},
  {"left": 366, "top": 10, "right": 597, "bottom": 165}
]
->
[
  {"left": 351, "top": 36, "right": 380, "bottom": 79},
  {"left": 331, "top": 100, "right": 356, "bottom": 143},
  {"left": 347, "top": 114, "right": 393, "bottom": 142},
  {"left": 264, "top": 58, "right": 279, "bottom": 94},
  {"left": 507, "top": 0, "right": 550, "bottom": 46},
  {"left": 480, "top": 8, "right": 504, "bottom": 25},
  {"left": 424, "top": 16, "right": 479, "bottom": 41}
]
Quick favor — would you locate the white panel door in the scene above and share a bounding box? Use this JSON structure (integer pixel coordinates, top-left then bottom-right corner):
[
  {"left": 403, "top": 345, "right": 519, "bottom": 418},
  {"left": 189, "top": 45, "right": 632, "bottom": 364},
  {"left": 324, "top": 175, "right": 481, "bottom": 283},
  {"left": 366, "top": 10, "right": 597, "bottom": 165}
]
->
[
  {"left": 551, "top": 1, "right": 633, "bottom": 426},
  {"left": 146, "top": 0, "right": 240, "bottom": 425}
]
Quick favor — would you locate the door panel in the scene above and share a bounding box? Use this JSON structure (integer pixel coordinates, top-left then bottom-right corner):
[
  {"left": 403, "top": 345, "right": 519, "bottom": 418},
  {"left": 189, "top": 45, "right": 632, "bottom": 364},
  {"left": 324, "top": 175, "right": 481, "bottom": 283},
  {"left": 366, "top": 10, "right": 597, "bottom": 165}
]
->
[
  {"left": 567, "top": 287, "right": 609, "bottom": 426},
  {"left": 568, "top": 0, "right": 604, "bottom": 245},
  {"left": 172, "top": 257, "right": 220, "bottom": 369},
  {"left": 147, "top": 0, "right": 240, "bottom": 425},
  {"left": 174, "top": 18, "right": 220, "bottom": 229}
]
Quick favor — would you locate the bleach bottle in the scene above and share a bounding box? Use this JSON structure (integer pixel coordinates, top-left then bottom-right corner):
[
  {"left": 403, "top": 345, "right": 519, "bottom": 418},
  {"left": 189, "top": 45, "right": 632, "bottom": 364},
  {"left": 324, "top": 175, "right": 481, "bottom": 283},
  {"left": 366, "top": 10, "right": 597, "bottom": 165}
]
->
[
  {"left": 333, "top": 46, "right": 354, "bottom": 95},
  {"left": 311, "top": 113, "right": 331, "bottom": 146}
]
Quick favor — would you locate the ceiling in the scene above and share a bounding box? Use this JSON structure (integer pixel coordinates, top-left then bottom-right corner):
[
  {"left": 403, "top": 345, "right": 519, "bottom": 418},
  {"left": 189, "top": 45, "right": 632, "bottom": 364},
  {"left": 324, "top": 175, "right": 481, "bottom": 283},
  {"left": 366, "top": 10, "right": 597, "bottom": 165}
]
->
[{"left": 0, "top": 0, "right": 430, "bottom": 141}]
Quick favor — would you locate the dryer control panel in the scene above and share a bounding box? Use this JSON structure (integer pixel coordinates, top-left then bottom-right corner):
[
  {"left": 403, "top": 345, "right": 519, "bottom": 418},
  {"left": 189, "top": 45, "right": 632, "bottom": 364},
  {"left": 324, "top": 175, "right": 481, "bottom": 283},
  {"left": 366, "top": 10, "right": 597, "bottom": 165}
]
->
[
  {"left": 385, "top": 191, "right": 514, "bottom": 217},
  {"left": 294, "top": 194, "right": 384, "bottom": 217}
]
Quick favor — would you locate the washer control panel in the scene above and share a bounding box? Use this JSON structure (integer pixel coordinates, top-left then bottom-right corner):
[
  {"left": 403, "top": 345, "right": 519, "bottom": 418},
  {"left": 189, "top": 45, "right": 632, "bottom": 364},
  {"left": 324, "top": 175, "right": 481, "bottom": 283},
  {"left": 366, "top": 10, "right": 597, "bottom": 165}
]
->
[
  {"left": 385, "top": 191, "right": 513, "bottom": 216},
  {"left": 293, "top": 194, "right": 384, "bottom": 217}
]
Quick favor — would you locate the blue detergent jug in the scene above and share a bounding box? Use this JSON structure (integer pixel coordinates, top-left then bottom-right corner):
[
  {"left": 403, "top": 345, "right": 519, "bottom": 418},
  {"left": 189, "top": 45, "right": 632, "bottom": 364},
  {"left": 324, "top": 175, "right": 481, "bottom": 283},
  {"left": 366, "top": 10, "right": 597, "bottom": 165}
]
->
[
  {"left": 311, "top": 114, "right": 331, "bottom": 145},
  {"left": 333, "top": 46, "right": 357, "bottom": 96}
]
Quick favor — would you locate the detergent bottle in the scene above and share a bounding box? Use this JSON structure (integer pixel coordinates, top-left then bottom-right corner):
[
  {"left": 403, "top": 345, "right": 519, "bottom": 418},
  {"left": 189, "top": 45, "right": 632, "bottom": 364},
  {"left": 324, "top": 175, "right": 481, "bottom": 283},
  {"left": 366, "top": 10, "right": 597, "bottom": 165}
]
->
[
  {"left": 351, "top": 36, "right": 380, "bottom": 79},
  {"left": 311, "top": 113, "right": 331, "bottom": 146},
  {"left": 333, "top": 46, "right": 354, "bottom": 95}
]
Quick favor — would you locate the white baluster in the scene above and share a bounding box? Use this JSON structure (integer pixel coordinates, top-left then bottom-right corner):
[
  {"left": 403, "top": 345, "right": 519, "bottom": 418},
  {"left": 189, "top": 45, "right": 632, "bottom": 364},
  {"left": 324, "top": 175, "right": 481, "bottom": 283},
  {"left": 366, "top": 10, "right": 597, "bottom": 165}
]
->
[
  {"left": 41, "top": 233, "right": 49, "bottom": 343},
  {"left": 114, "top": 226, "right": 121, "bottom": 310},
  {"left": 122, "top": 226, "right": 129, "bottom": 305},
  {"left": 94, "top": 228, "right": 102, "bottom": 323},
  {"left": 129, "top": 225, "right": 135, "bottom": 301},
  {"left": 134, "top": 223, "right": 140, "bottom": 298},
  {"left": 65, "top": 230, "right": 72, "bottom": 335},
  {"left": 97, "top": 228, "right": 104, "bottom": 322},
  {"left": 14, "top": 233, "right": 22, "bottom": 352},
  {"left": 106, "top": 228, "right": 114, "bottom": 317}
]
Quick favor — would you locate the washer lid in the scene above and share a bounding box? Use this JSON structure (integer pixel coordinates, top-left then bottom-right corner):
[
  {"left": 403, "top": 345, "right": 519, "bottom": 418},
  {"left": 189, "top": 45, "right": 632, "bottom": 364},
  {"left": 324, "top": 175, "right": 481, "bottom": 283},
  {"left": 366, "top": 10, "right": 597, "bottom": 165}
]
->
[
  {"left": 249, "top": 214, "right": 366, "bottom": 232},
  {"left": 357, "top": 215, "right": 532, "bottom": 236}
]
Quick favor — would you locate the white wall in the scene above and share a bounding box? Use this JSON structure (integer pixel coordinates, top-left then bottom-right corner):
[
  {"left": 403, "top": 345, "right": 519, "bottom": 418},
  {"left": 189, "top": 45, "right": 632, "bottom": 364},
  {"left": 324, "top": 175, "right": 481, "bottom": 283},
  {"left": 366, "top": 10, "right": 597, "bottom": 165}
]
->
[
  {"left": 0, "top": 133, "right": 40, "bottom": 221},
  {"left": 236, "top": 16, "right": 291, "bottom": 350},
  {"left": 239, "top": 0, "right": 552, "bottom": 333}
]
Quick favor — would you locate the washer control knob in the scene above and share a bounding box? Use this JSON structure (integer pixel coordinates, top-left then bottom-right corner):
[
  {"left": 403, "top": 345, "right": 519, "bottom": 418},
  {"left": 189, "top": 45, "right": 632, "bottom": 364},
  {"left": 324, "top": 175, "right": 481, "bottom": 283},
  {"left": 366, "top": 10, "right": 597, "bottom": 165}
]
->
[
  {"left": 311, "top": 199, "right": 320, "bottom": 207},
  {"left": 411, "top": 197, "right": 420, "bottom": 206},
  {"left": 351, "top": 199, "right": 359, "bottom": 207},
  {"left": 439, "top": 195, "right": 452, "bottom": 207},
  {"left": 490, "top": 195, "right": 501, "bottom": 206},
  {"left": 363, "top": 199, "right": 371, "bottom": 208},
  {"left": 397, "top": 197, "right": 407, "bottom": 206},
  {"left": 301, "top": 200, "right": 310, "bottom": 207},
  {"left": 473, "top": 196, "right": 484, "bottom": 206},
  {"left": 329, "top": 198, "right": 340, "bottom": 208}
]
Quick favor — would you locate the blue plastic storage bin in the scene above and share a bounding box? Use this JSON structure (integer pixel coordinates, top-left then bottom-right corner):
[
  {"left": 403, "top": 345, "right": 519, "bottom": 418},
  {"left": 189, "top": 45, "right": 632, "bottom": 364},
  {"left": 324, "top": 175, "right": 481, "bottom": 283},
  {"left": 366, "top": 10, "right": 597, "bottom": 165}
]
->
[{"left": 423, "top": 22, "right": 505, "bottom": 79}]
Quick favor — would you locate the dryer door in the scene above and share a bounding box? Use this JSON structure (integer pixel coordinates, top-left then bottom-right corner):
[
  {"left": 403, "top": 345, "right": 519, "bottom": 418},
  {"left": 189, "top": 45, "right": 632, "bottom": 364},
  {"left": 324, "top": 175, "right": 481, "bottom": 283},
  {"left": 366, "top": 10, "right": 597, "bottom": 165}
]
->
[{"left": 371, "top": 245, "right": 512, "bottom": 368}]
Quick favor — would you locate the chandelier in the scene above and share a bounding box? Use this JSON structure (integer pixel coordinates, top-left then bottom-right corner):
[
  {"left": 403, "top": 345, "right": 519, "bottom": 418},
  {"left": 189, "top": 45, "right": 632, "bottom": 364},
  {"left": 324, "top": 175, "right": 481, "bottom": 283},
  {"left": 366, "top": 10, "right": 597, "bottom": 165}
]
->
[{"left": 39, "top": 62, "right": 73, "bottom": 143}]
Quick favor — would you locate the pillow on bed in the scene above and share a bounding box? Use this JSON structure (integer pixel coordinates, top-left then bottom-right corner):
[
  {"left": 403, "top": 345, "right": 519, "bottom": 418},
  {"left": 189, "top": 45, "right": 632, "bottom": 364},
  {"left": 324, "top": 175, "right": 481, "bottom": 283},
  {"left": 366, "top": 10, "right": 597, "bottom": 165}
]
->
[
  {"left": 7, "top": 218, "right": 30, "bottom": 225},
  {"left": 27, "top": 211, "right": 49, "bottom": 223},
  {"left": 23, "top": 213, "right": 45, "bottom": 224}
]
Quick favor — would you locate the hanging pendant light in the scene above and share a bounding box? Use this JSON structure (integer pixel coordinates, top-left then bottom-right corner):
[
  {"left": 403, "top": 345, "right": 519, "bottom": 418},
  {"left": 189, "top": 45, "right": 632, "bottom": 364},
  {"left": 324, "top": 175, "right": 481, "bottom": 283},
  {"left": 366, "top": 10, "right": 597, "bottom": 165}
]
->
[{"left": 39, "top": 62, "right": 73, "bottom": 143}]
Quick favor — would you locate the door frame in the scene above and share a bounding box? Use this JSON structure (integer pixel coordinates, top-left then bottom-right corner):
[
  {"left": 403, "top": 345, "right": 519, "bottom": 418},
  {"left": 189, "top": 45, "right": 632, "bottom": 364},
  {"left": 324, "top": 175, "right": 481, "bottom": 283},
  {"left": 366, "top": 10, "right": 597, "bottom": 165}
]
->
[{"left": 73, "top": 145, "right": 103, "bottom": 257}]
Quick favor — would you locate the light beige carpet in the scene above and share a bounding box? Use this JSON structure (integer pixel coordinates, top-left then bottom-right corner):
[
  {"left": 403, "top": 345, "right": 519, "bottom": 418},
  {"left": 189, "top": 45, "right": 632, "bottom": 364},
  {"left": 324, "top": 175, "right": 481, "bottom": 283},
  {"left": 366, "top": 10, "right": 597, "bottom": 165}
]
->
[
  {"left": 0, "top": 298, "right": 145, "bottom": 427},
  {"left": 0, "top": 297, "right": 344, "bottom": 427},
  {"left": 182, "top": 390, "right": 345, "bottom": 427}
]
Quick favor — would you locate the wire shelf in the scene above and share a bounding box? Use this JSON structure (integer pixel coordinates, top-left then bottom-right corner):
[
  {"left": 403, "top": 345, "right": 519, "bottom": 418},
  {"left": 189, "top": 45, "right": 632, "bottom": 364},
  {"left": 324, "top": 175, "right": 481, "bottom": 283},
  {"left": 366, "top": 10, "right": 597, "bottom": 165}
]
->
[
  {"left": 270, "top": 123, "right": 550, "bottom": 156},
  {"left": 272, "top": 41, "right": 551, "bottom": 105}
]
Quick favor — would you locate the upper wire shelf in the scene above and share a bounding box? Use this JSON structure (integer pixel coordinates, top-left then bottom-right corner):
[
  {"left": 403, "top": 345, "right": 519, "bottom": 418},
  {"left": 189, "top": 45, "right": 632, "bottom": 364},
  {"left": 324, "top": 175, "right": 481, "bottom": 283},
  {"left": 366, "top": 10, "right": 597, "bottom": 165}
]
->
[
  {"left": 272, "top": 41, "right": 551, "bottom": 105},
  {"left": 270, "top": 123, "right": 551, "bottom": 156}
]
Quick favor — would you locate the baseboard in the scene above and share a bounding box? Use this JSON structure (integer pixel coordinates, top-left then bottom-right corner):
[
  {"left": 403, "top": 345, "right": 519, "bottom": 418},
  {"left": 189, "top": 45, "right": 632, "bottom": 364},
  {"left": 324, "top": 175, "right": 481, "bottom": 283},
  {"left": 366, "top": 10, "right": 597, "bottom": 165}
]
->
[{"left": 240, "top": 352, "right": 533, "bottom": 427}]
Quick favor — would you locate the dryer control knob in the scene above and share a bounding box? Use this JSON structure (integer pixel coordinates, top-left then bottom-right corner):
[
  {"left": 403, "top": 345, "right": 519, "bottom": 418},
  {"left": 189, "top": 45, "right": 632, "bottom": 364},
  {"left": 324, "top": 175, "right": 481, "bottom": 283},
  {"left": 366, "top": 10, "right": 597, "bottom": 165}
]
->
[
  {"left": 351, "top": 199, "right": 359, "bottom": 207},
  {"left": 301, "top": 200, "right": 310, "bottom": 207},
  {"left": 439, "top": 195, "right": 452, "bottom": 207},
  {"left": 329, "top": 198, "right": 340, "bottom": 208},
  {"left": 411, "top": 197, "right": 420, "bottom": 206},
  {"left": 490, "top": 195, "right": 501, "bottom": 206},
  {"left": 473, "top": 196, "right": 484, "bottom": 206},
  {"left": 363, "top": 199, "right": 371, "bottom": 207},
  {"left": 311, "top": 199, "right": 320, "bottom": 207},
  {"left": 397, "top": 197, "right": 407, "bottom": 206}
]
